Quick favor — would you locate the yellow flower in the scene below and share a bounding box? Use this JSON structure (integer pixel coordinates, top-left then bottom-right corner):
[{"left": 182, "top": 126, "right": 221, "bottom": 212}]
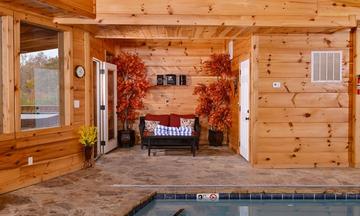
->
[{"left": 78, "top": 126, "right": 97, "bottom": 147}]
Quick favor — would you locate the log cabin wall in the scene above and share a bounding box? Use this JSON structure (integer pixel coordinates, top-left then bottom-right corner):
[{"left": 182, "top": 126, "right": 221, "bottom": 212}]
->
[
  {"left": 114, "top": 39, "right": 226, "bottom": 144},
  {"left": 228, "top": 38, "right": 252, "bottom": 153},
  {"left": 253, "top": 31, "right": 351, "bottom": 168},
  {"left": 0, "top": 6, "right": 112, "bottom": 194}
]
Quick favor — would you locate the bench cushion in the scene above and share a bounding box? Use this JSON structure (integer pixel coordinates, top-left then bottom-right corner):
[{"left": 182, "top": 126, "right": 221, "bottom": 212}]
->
[
  {"left": 145, "top": 114, "right": 169, "bottom": 126},
  {"left": 169, "top": 114, "right": 195, "bottom": 127}
]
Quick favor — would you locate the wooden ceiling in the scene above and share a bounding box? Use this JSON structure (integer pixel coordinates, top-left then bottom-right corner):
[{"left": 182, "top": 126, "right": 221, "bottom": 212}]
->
[
  {"left": 1, "top": 0, "right": 360, "bottom": 40},
  {"left": 0, "top": 0, "right": 95, "bottom": 18},
  {"left": 51, "top": 0, "right": 360, "bottom": 39},
  {"left": 55, "top": 0, "right": 360, "bottom": 26},
  {"left": 20, "top": 22, "right": 59, "bottom": 53}
]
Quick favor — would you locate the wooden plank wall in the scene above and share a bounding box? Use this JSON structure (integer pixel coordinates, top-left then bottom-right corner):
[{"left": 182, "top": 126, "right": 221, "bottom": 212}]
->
[
  {"left": 228, "top": 38, "right": 252, "bottom": 152},
  {"left": 0, "top": 6, "right": 112, "bottom": 194},
  {"left": 254, "top": 31, "right": 351, "bottom": 168},
  {"left": 115, "top": 39, "right": 226, "bottom": 144}
]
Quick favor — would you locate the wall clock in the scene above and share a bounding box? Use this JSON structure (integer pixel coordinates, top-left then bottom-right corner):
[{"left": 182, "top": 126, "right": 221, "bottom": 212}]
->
[{"left": 75, "top": 65, "right": 85, "bottom": 78}]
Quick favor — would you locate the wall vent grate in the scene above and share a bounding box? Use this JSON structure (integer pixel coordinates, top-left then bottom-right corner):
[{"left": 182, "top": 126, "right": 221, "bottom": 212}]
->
[{"left": 311, "top": 51, "right": 342, "bottom": 83}]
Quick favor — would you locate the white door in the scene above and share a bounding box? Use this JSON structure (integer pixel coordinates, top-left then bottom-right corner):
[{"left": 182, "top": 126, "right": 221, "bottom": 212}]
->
[
  {"left": 240, "top": 59, "right": 250, "bottom": 161},
  {"left": 94, "top": 59, "right": 118, "bottom": 155}
]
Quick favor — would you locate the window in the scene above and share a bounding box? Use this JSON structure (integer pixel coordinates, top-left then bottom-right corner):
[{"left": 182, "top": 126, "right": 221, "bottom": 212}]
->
[
  {"left": 20, "top": 22, "right": 61, "bottom": 130},
  {"left": 311, "top": 51, "right": 342, "bottom": 82}
]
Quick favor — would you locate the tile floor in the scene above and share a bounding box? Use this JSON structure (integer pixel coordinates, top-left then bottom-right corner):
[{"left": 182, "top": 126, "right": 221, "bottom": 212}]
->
[{"left": 1, "top": 145, "right": 360, "bottom": 215}]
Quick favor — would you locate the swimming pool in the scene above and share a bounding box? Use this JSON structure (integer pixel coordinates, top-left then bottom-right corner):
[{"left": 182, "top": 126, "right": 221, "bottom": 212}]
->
[
  {"left": 131, "top": 193, "right": 360, "bottom": 216},
  {"left": 135, "top": 200, "right": 360, "bottom": 216}
]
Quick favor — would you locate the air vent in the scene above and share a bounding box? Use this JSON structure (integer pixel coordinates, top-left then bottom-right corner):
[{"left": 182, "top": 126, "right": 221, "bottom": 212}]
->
[{"left": 311, "top": 51, "right": 342, "bottom": 82}]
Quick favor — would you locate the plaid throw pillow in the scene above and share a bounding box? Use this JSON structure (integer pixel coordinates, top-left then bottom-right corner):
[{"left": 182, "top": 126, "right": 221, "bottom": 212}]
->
[
  {"left": 180, "top": 118, "right": 195, "bottom": 129},
  {"left": 145, "top": 120, "right": 160, "bottom": 132}
]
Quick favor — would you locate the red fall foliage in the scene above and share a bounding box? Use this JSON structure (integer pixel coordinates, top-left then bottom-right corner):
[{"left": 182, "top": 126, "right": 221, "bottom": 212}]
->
[
  {"left": 193, "top": 53, "right": 233, "bottom": 132},
  {"left": 113, "top": 52, "right": 150, "bottom": 130}
]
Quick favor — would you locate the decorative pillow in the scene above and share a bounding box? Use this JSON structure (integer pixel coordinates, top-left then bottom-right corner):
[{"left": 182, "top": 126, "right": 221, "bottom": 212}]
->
[
  {"left": 145, "top": 120, "right": 160, "bottom": 132},
  {"left": 180, "top": 118, "right": 195, "bottom": 129},
  {"left": 169, "top": 114, "right": 195, "bottom": 127}
]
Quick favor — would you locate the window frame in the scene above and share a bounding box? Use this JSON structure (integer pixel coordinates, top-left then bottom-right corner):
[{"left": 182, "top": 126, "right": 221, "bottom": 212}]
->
[
  {"left": 14, "top": 13, "right": 73, "bottom": 132},
  {"left": 311, "top": 50, "right": 343, "bottom": 83}
]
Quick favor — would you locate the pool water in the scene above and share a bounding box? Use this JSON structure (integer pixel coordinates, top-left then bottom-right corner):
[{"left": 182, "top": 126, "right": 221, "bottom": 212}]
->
[{"left": 135, "top": 200, "right": 360, "bottom": 216}]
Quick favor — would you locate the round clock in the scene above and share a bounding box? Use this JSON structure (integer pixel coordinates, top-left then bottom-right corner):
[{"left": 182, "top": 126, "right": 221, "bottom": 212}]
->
[{"left": 75, "top": 65, "right": 85, "bottom": 78}]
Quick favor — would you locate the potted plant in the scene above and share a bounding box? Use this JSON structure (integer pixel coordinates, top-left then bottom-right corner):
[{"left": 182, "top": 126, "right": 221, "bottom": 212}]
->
[
  {"left": 113, "top": 52, "right": 150, "bottom": 148},
  {"left": 79, "top": 126, "right": 97, "bottom": 167},
  {"left": 193, "top": 53, "right": 233, "bottom": 146}
]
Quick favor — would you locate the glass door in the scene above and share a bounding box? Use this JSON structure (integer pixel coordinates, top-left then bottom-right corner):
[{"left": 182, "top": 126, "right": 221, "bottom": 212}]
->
[
  {"left": 103, "top": 62, "right": 117, "bottom": 153},
  {"left": 93, "top": 59, "right": 117, "bottom": 156}
]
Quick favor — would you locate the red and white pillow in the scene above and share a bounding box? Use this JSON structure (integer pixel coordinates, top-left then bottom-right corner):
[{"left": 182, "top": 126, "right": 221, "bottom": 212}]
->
[
  {"left": 180, "top": 118, "right": 195, "bottom": 128},
  {"left": 145, "top": 120, "right": 160, "bottom": 132}
]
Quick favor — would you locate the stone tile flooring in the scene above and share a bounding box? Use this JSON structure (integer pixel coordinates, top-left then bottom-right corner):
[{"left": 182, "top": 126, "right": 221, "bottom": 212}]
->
[{"left": 2, "top": 146, "right": 360, "bottom": 215}]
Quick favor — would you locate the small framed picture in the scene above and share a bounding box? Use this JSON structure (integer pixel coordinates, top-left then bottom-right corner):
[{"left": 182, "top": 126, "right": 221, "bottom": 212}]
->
[
  {"left": 157, "top": 75, "right": 164, "bottom": 85},
  {"left": 166, "top": 74, "right": 177, "bottom": 85}
]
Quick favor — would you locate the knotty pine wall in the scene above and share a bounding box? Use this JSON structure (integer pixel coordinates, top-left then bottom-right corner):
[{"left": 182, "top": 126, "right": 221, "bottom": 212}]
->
[
  {"left": 0, "top": 6, "right": 113, "bottom": 193},
  {"left": 253, "top": 31, "right": 351, "bottom": 168},
  {"left": 115, "top": 39, "right": 226, "bottom": 144},
  {"left": 228, "top": 38, "right": 252, "bottom": 153}
]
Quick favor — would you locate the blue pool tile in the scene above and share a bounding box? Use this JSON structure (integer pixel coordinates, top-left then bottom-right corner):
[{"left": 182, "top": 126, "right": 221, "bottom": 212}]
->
[
  {"left": 175, "top": 194, "right": 186, "bottom": 200},
  {"left": 262, "top": 194, "right": 272, "bottom": 200},
  {"left": 155, "top": 193, "right": 165, "bottom": 199},
  {"left": 336, "top": 194, "right": 346, "bottom": 200},
  {"left": 230, "top": 193, "right": 240, "bottom": 200},
  {"left": 346, "top": 194, "right": 357, "bottom": 200},
  {"left": 164, "top": 194, "right": 176, "bottom": 199},
  {"left": 293, "top": 194, "right": 304, "bottom": 200},
  {"left": 250, "top": 193, "right": 261, "bottom": 200},
  {"left": 325, "top": 194, "right": 336, "bottom": 200},
  {"left": 282, "top": 194, "right": 293, "bottom": 200},
  {"left": 240, "top": 193, "right": 250, "bottom": 200},
  {"left": 186, "top": 194, "right": 196, "bottom": 200},
  {"left": 314, "top": 193, "right": 325, "bottom": 200},
  {"left": 271, "top": 194, "right": 283, "bottom": 200},
  {"left": 304, "top": 194, "right": 314, "bottom": 200},
  {"left": 219, "top": 193, "right": 229, "bottom": 200}
]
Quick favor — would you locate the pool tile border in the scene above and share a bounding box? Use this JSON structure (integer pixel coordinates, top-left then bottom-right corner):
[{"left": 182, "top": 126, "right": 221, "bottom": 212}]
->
[{"left": 126, "top": 192, "right": 360, "bottom": 216}]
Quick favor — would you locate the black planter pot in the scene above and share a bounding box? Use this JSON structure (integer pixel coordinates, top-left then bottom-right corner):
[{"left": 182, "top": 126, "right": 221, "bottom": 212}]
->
[
  {"left": 118, "top": 130, "right": 135, "bottom": 148},
  {"left": 208, "top": 130, "right": 224, "bottom": 146},
  {"left": 84, "top": 146, "right": 93, "bottom": 161}
]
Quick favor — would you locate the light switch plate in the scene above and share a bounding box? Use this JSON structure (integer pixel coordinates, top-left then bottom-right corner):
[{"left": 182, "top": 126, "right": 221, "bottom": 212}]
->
[
  {"left": 74, "top": 100, "right": 80, "bottom": 108},
  {"left": 272, "top": 82, "right": 281, "bottom": 88},
  {"left": 28, "top": 156, "right": 33, "bottom": 165}
]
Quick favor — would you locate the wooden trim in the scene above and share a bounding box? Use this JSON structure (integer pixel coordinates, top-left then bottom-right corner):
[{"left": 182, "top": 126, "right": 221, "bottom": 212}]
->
[
  {"left": 13, "top": 15, "right": 20, "bottom": 132},
  {"left": 59, "top": 31, "right": 73, "bottom": 126},
  {"left": 250, "top": 35, "right": 259, "bottom": 166},
  {"left": 1, "top": 16, "right": 14, "bottom": 134},
  {"left": 62, "top": 31, "right": 73, "bottom": 126},
  {"left": 351, "top": 27, "right": 360, "bottom": 167},
  {"left": 84, "top": 32, "right": 91, "bottom": 126},
  {"left": 54, "top": 14, "right": 357, "bottom": 27}
]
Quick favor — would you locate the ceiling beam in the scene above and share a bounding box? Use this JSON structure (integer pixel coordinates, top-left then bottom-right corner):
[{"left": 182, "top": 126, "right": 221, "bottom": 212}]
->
[
  {"left": 93, "top": 26, "right": 348, "bottom": 40},
  {"left": 54, "top": 14, "right": 357, "bottom": 27}
]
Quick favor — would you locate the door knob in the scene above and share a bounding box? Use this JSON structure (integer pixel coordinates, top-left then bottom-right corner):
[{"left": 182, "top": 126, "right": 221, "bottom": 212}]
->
[{"left": 245, "top": 117, "right": 250, "bottom": 120}]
